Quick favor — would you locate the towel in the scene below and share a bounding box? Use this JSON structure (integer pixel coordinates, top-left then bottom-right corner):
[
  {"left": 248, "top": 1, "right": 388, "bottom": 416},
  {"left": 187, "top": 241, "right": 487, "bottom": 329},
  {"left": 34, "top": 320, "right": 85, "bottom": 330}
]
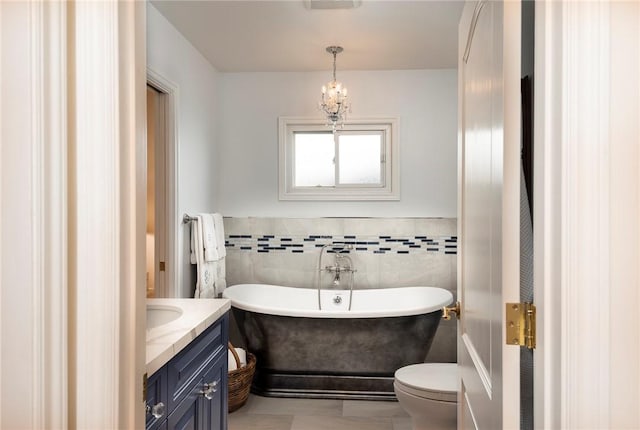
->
[
  {"left": 212, "top": 213, "right": 226, "bottom": 259},
  {"left": 191, "top": 214, "right": 227, "bottom": 298},
  {"left": 201, "top": 213, "right": 219, "bottom": 262},
  {"left": 193, "top": 216, "right": 217, "bottom": 298},
  {"left": 228, "top": 347, "right": 247, "bottom": 371},
  {"left": 190, "top": 221, "right": 197, "bottom": 264},
  {"left": 202, "top": 213, "right": 226, "bottom": 296},
  {"left": 214, "top": 261, "right": 226, "bottom": 297}
]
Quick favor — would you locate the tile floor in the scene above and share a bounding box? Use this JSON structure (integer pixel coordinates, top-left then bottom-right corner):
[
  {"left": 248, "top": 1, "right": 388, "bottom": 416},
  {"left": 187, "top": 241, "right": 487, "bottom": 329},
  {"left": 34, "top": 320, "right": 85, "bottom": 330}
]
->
[{"left": 228, "top": 394, "right": 412, "bottom": 430}]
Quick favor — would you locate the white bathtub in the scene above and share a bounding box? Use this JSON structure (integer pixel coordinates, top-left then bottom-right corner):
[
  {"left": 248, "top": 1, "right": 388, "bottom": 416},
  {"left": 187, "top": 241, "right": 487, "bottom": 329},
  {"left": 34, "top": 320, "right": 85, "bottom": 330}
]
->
[{"left": 222, "top": 283, "right": 453, "bottom": 318}]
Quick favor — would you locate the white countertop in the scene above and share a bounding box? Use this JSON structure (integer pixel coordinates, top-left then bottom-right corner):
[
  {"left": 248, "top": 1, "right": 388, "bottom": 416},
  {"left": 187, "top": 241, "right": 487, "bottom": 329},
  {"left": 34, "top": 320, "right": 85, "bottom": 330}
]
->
[{"left": 146, "top": 298, "right": 231, "bottom": 375}]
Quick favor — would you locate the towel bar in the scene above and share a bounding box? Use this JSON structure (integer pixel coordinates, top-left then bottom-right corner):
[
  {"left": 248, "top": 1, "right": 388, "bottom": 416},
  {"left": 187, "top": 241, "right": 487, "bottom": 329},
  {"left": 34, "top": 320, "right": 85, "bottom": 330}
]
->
[{"left": 183, "top": 214, "right": 197, "bottom": 224}]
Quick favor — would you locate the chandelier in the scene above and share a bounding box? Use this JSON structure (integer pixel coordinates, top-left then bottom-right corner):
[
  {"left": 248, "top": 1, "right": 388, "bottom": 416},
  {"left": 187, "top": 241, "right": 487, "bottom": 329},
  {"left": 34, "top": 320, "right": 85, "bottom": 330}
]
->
[{"left": 319, "top": 46, "right": 350, "bottom": 132}]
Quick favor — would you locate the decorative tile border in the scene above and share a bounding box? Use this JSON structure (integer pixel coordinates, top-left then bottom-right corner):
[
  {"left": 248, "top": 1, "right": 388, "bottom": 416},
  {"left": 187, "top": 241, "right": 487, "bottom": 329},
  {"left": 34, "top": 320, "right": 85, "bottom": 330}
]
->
[{"left": 225, "top": 234, "right": 457, "bottom": 255}]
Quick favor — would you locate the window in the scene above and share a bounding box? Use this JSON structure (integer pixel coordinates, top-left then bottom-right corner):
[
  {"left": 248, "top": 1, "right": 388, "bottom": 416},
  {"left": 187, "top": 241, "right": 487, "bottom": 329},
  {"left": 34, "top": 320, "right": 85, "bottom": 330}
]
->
[{"left": 279, "top": 118, "right": 399, "bottom": 200}]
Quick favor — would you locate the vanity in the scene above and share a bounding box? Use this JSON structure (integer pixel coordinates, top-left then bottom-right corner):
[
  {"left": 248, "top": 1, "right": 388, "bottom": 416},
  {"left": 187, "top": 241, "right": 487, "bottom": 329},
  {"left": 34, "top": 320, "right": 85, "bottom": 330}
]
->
[{"left": 146, "top": 299, "right": 231, "bottom": 430}]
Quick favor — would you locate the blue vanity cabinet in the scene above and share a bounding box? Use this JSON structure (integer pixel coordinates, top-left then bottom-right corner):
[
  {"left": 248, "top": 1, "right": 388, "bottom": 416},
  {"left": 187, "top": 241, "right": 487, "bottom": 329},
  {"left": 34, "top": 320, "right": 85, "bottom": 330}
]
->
[
  {"left": 145, "top": 367, "right": 168, "bottom": 430},
  {"left": 146, "top": 312, "right": 229, "bottom": 430}
]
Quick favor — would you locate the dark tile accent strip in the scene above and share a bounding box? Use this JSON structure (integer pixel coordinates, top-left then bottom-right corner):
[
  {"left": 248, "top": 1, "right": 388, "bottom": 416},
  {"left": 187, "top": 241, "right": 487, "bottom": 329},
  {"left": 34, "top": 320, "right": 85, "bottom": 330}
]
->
[{"left": 225, "top": 233, "right": 457, "bottom": 256}]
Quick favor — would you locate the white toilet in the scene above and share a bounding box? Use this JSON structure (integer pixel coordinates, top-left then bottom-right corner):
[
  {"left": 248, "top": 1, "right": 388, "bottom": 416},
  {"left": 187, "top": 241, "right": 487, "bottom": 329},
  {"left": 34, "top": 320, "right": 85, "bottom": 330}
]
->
[{"left": 394, "top": 363, "right": 457, "bottom": 430}]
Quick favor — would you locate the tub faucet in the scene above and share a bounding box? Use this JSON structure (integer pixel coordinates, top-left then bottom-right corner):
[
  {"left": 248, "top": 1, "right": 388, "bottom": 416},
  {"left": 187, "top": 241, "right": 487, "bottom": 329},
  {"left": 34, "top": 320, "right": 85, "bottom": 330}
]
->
[
  {"left": 325, "top": 251, "right": 355, "bottom": 287},
  {"left": 316, "top": 243, "right": 356, "bottom": 310},
  {"left": 324, "top": 263, "right": 343, "bottom": 286},
  {"left": 331, "top": 266, "right": 342, "bottom": 286}
]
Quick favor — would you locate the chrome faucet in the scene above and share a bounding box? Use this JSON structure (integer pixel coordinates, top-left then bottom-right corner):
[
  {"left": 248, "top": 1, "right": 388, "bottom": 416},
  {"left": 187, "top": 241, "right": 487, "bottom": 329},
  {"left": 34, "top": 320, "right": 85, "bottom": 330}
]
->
[
  {"left": 316, "top": 243, "right": 357, "bottom": 310},
  {"left": 325, "top": 252, "right": 355, "bottom": 287}
]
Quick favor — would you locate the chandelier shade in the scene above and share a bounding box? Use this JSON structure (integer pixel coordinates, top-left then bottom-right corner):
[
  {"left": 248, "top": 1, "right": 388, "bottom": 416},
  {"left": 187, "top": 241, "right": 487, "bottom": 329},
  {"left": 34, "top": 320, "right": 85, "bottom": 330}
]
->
[{"left": 319, "top": 46, "right": 350, "bottom": 131}]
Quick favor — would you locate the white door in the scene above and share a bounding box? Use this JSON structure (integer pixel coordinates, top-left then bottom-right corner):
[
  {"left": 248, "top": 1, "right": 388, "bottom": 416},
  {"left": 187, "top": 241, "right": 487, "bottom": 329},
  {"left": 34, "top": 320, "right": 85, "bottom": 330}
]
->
[{"left": 457, "top": 1, "right": 521, "bottom": 429}]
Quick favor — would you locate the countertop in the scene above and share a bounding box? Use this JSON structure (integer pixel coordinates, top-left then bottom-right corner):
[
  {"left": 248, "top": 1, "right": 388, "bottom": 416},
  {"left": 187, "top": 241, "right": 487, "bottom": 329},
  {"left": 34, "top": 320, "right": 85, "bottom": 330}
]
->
[{"left": 146, "top": 298, "right": 231, "bottom": 375}]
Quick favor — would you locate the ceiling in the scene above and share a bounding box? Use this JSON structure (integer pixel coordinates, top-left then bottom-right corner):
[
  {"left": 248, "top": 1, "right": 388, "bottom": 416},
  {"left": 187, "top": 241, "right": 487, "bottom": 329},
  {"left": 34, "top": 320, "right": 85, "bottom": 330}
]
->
[{"left": 150, "top": 0, "right": 465, "bottom": 73}]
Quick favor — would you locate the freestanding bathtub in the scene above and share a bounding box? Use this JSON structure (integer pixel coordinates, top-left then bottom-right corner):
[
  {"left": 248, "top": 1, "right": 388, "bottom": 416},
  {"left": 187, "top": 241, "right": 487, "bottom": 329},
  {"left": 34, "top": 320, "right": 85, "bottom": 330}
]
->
[{"left": 222, "top": 283, "right": 453, "bottom": 400}]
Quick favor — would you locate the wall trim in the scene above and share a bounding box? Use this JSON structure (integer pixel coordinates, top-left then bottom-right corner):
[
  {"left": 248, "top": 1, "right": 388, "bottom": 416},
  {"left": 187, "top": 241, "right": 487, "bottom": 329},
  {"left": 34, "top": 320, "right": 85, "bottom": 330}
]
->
[
  {"left": 560, "top": 2, "right": 612, "bottom": 426},
  {"left": 118, "top": 2, "right": 147, "bottom": 428},
  {"left": 40, "top": 1, "right": 68, "bottom": 428},
  {"left": 535, "top": 1, "right": 640, "bottom": 428},
  {"left": 534, "top": 1, "right": 563, "bottom": 428},
  {"left": 71, "top": 1, "right": 145, "bottom": 428},
  {"left": 30, "top": 2, "right": 46, "bottom": 427},
  {"left": 1, "top": 1, "right": 69, "bottom": 427},
  {"left": 71, "top": 2, "right": 120, "bottom": 426},
  {"left": 147, "top": 67, "right": 180, "bottom": 298}
]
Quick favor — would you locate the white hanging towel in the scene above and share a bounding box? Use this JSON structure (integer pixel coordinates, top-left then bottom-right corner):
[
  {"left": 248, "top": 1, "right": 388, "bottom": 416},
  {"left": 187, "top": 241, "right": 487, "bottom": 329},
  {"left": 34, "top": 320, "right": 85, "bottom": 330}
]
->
[
  {"left": 213, "top": 262, "right": 227, "bottom": 297},
  {"left": 193, "top": 215, "right": 217, "bottom": 298},
  {"left": 190, "top": 221, "right": 197, "bottom": 264},
  {"left": 212, "top": 213, "right": 226, "bottom": 259},
  {"left": 191, "top": 213, "right": 227, "bottom": 298},
  {"left": 201, "top": 213, "right": 219, "bottom": 262},
  {"left": 211, "top": 213, "right": 227, "bottom": 296}
]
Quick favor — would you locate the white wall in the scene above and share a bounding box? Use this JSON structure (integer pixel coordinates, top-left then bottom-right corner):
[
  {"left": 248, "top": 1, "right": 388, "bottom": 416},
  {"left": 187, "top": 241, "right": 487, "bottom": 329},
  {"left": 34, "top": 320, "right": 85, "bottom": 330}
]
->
[
  {"left": 147, "top": 4, "right": 220, "bottom": 297},
  {"left": 217, "top": 69, "right": 457, "bottom": 217}
]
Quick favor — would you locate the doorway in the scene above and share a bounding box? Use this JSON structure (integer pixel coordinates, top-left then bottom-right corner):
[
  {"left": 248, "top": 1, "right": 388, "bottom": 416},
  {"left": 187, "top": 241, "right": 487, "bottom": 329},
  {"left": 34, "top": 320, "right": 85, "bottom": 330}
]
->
[{"left": 146, "top": 84, "right": 168, "bottom": 298}]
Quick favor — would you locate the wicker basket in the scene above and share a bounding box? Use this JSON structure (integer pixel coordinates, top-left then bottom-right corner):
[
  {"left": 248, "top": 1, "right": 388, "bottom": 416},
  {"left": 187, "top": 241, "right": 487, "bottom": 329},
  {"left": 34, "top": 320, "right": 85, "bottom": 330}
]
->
[{"left": 227, "top": 342, "right": 256, "bottom": 413}]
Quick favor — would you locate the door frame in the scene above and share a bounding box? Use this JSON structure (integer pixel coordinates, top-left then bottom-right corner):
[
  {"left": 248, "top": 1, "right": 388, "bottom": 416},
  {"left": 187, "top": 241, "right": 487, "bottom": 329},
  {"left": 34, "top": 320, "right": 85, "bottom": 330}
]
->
[
  {"left": 147, "top": 68, "right": 180, "bottom": 298},
  {"left": 72, "top": 1, "right": 147, "bottom": 427},
  {"left": 534, "top": 1, "right": 640, "bottom": 428},
  {"left": 1, "top": 0, "right": 147, "bottom": 428},
  {"left": 532, "top": 2, "right": 562, "bottom": 427}
]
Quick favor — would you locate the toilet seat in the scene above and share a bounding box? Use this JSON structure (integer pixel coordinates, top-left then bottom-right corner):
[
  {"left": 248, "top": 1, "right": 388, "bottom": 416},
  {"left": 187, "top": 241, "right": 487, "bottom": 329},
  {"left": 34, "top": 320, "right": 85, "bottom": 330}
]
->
[{"left": 394, "top": 363, "right": 457, "bottom": 403}]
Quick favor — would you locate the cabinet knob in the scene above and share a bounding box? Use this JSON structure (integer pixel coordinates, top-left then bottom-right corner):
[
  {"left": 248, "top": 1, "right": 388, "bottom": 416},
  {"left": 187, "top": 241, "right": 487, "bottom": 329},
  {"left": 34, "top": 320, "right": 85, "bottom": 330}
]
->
[
  {"left": 200, "top": 381, "right": 218, "bottom": 400},
  {"left": 145, "top": 401, "right": 166, "bottom": 419}
]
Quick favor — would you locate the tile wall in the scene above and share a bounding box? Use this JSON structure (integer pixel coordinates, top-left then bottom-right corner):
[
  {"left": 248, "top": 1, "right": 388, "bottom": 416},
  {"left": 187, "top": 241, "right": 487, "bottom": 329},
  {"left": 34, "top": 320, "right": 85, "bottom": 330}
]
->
[{"left": 224, "top": 217, "right": 457, "bottom": 363}]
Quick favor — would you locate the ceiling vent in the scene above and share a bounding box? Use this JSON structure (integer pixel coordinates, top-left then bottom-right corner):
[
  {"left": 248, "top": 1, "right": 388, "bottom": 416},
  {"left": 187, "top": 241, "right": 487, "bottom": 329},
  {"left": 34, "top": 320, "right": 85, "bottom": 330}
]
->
[{"left": 303, "top": 0, "right": 363, "bottom": 10}]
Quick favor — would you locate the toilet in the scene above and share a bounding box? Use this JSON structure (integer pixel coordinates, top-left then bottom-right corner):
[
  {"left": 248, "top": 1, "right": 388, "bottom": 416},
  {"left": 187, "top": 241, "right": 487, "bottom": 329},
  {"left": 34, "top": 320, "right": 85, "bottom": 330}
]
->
[{"left": 394, "top": 363, "right": 457, "bottom": 430}]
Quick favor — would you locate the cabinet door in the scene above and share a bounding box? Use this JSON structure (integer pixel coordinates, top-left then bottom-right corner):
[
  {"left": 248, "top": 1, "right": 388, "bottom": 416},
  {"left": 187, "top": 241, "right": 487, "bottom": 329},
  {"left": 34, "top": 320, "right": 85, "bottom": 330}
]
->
[
  {"left": 200, "top": 354, "right": 227, "bottom": 430},
  {"left": 146, "top": 368, "right": 168, "bottom": 430},
  {"left": 166, "top": 353, "right": 227, "bottom": 430},
  {"left": 167, "top": 383, "right": 203, "bottom": 430}
]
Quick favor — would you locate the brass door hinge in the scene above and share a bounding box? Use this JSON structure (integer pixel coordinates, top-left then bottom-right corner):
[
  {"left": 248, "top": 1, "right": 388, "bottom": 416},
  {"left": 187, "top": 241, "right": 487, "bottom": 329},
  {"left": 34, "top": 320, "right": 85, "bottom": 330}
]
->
[
  {"left": 506, "top": 302, "right": 536, "bottom": 349},
  {"left": 442, "top": 301, "right": 461, "bottom": 320},
  {"left": 143, "top": 373, "right": 148, "bottom": 402}
]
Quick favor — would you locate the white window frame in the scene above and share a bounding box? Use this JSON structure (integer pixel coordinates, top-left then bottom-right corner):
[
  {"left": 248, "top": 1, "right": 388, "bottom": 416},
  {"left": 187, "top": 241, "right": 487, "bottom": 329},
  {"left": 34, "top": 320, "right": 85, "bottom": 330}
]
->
[{"left": 278, "top": 117, "right": 400, "bottom": 200}]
